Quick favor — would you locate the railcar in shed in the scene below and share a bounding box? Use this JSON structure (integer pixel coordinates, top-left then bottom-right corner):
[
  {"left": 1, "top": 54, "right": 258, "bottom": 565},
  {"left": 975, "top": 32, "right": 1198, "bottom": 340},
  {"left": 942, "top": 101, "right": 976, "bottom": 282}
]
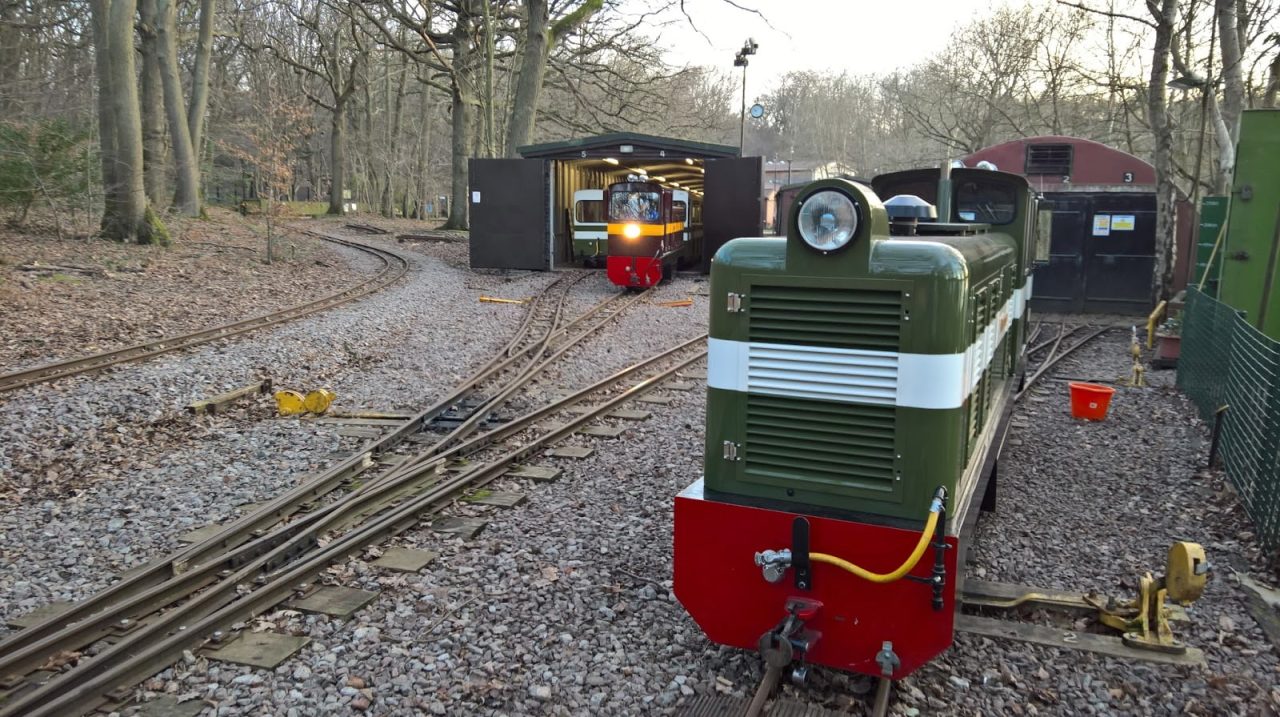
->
[{"left": 605, "top": 178, "right": 698, "bottom": 288}]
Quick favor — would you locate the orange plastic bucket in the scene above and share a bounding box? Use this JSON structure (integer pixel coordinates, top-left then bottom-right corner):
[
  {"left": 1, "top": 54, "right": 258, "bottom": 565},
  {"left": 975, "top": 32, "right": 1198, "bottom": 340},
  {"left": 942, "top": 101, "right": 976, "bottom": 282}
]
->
[{"left": 1068, "top": 382, "right": 1116, "bottom": 420}]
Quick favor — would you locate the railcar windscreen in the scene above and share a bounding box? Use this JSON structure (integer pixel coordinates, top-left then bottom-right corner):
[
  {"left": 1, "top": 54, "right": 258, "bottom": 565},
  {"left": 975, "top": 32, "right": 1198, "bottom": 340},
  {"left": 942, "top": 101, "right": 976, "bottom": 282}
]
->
[
  {"left": 954, "top": 180, "right": 1016, "bottom": 225},
  {"left": 610, "top": 191, "right": 661, "bottom": 222},
  {"left": 575, "top": 199, "right": 605, "bottom": 223}
]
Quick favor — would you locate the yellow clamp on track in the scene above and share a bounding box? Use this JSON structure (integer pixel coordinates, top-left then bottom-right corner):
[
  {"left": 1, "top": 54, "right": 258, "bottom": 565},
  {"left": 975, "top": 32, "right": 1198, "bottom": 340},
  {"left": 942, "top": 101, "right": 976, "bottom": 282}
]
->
[
  {"left": 479, "top": 296, "right": 526, "bottom": 305},
  {"left": 303, "top": 389, "right": 336, "bottom": 414},
  {"left": 274, "top": 388, "right": 337, "bottom": 416},
  {"left": 274, "top": 390, "right": 306, "bottom": 416}
]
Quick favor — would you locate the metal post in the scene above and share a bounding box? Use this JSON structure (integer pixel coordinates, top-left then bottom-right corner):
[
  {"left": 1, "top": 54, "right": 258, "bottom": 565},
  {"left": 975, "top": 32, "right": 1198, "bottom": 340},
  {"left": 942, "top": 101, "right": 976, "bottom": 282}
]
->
[{"left": 739, "top": 63, "right": 747, "bottom": 152}]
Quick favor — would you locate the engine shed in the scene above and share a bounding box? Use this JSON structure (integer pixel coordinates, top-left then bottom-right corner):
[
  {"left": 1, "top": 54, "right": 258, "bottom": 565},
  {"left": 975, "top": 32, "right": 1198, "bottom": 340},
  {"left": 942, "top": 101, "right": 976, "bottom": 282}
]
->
[
  {"left": 964, "top": 136, "right": 1193, "bottom": 314},
  {"left": 468, "top": 132, "right": 762, "bottom": 272}
]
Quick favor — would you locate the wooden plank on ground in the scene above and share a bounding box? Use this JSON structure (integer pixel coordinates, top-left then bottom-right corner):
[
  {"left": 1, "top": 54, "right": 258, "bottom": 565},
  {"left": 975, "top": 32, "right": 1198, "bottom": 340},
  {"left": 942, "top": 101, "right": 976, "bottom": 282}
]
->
[
  {"left": 372, "top": 548, "right": 438, "bottom": 573},
  {"left": 431, "top": 516, "right": 488, "bottom": 539},
  {"left": 579, "top": 425, "right": 626, "bottom": 438},
  {"left": 205, "top": 632, "right": 310, "bottom": 669},
  {"left": 289, "top": 586, "right": 380, "bottom": 619},
  {"left": 548, "top": 446, "right": 593, "bottom": 459},
  {"left": 316, "top": 417, "right": 407, "bottom": 426},
  {"left": 507, "top": 465, "right": 561, "bottom": 481},
  {"left": 337, "top": 427, "right": 383, "bottom": 439},
  {"left": 637, "top": 395, "right": 675, "bottom": 405},
  {"left": 187, "top": 380, "right": 271, "bottom": 415},
  {"left": 463, "top": 490, "right": 527, "bottom": 508},
  {"left": 955, "top": 613, "right": 1205, "bottom": 666},
  {"left": 6, "top": 601, "right": 75, "bottom": 630}
]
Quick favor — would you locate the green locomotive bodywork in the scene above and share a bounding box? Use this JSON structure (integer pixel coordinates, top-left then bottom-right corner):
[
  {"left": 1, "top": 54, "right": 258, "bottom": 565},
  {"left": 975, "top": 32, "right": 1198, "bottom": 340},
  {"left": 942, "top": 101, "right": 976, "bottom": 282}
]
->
[{"left": 704, "top": 169, "right": 1040, "bottom": 523}]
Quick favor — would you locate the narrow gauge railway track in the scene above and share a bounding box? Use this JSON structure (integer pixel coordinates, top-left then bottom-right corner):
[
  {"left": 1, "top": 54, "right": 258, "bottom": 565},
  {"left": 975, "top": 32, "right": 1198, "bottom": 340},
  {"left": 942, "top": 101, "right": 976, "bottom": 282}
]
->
[
  {"left": 0, "top": 339, "right": 707, "bottom": 717},
  {"left": 0, "top": 273, "right": 694, "bottom": 716},
  {"left": 0, "top": 229, "right": 409, "bottom": 394},
  {"left": 0, "top": 272, "right": 602, "bottom": 665},
  {"left": 1015, "top": 322, "right": 1112, "bottom": 401}
]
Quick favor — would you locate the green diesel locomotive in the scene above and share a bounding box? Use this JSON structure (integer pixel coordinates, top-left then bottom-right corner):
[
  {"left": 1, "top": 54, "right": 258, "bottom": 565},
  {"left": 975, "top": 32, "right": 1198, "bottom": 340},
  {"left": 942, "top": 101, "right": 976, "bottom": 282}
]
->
[{"left": 675, "top": 166, "right": 1046, "bottom": 688}]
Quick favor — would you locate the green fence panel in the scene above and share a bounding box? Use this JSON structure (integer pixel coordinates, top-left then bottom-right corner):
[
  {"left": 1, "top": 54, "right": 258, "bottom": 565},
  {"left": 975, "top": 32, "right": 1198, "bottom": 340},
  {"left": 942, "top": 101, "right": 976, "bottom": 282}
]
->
[{"left": 1178, "top": 287, "right": 1280, "bottom": 556}]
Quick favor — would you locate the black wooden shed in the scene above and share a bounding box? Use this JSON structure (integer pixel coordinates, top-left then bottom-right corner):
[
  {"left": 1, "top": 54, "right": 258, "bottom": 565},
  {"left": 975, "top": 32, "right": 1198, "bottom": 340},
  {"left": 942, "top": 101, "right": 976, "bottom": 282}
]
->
[{"left": 468, "top": 132, "right": 762, "bottom": 271}]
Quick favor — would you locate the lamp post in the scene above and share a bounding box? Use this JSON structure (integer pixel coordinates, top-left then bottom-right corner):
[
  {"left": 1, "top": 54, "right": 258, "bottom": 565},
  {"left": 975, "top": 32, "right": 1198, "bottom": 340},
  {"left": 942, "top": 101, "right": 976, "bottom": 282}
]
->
[{"left": 734, "top": 38, "right": 758, "bottom": 153}]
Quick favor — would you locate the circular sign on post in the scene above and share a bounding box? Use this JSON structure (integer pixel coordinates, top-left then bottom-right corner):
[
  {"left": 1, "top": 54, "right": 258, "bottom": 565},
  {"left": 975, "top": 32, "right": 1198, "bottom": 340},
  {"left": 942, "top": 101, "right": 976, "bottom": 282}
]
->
[{"left": 749, "top": 103, "right": 765, "bottom": 119}]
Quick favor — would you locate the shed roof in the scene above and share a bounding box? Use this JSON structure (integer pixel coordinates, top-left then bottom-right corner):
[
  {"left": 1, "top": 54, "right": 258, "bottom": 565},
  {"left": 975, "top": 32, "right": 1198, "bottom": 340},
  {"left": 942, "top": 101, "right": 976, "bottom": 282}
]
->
[
  {"left": 963, "top": 135, "right": 1156, "bottom": 192},
  {"left": 517, "top": 132, "right": 739, "bottom": 161}
]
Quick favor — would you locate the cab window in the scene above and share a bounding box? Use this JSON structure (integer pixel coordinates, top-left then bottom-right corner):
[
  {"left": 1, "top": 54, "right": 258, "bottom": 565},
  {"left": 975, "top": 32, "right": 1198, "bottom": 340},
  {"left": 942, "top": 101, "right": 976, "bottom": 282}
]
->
[
  {"left": 609, "top": 191, "right": 661, "bottom": 222},
  {"left": 575, "top": 200, "right": 604, "bottom": 224},
  {"left": 954, "top": 180, "right": 1016, "bottom": 225},
  {"left": 672, "top": 201, "right": 687, "bottom": 224}
]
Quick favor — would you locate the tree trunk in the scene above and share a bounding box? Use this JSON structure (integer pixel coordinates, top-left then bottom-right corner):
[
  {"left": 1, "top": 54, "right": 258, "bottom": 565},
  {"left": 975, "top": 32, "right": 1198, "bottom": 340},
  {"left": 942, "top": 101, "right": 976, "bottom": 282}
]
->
[
  {"left": 445, "top": 2, "right": 478, "bottom": 230},
  {"left": 1265, "top": 50, "right": 1280, "bottom": 108},
  {"left": 90, "top": 0, "right": 120, "bottom": 229},
  {"left": 155, "top": 0, "right": 200, "bottom": 215},
  {"left": 1147, "top": 0, "right": 1179, "bottom": 302},
  {"left": 506, "top": 0, "right": 549, "bottom": 157},
  {"left": 329, "top": 101, "right": 346, "bottom": 215},
  {"left": 1215, "top": 0, "right": 1244, "bottom": 185},
  {"left": 92, "top": 0, "right": 160, "bottom": 243},
  {"left": 186, "top": 0, "right": 215, "bottom": 153},
  {"left": 137, "top": 0, "right": 166, "bottom": 206}
]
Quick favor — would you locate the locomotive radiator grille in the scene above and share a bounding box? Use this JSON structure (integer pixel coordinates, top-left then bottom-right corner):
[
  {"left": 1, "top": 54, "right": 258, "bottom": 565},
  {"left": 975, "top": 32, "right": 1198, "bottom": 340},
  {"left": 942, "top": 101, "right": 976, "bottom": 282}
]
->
[
  {"left": 747, "top": 286, "right": 901, "bottom": 351},
  {"left": 742, "top": 284, "right": 902, "bottom": 489},
  {"left": 744, "top": 394, "right": 897, "bottom": 488}
]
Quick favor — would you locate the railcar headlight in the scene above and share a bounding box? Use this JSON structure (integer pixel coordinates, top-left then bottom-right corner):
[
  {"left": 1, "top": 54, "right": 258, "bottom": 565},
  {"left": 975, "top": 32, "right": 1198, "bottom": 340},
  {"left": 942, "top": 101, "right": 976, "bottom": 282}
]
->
[
  {"left": 623, "top": 223, "right": 641, "bottom": 239},
  {"left": 798, "top": 190, "right": 859, "bottom": 252}
]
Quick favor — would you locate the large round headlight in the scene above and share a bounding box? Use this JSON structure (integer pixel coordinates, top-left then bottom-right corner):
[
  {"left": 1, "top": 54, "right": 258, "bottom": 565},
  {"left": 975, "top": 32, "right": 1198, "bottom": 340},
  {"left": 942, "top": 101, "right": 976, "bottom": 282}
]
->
[
  {"left": 623, "top": 223, "right": 641, "bottom": 239},
  {"left": 797, "top": 190, "right": 859, "bottom": 252}
]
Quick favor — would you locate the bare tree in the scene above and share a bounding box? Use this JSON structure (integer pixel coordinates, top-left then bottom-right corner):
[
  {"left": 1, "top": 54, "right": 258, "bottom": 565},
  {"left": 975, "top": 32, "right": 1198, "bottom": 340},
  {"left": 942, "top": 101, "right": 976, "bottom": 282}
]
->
[
  {"left": 89, "top": 0, "right": 165, "bottom": 243},
  {"left": 155, "top": 0, "right": 201, "bottom": 215}
]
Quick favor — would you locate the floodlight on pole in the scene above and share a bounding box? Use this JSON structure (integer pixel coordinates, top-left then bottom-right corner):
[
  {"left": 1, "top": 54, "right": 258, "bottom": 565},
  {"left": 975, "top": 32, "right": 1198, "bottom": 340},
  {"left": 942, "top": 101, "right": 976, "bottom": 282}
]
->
[{"left": 735, "top": 39, "right": 758, "bottom": 153}]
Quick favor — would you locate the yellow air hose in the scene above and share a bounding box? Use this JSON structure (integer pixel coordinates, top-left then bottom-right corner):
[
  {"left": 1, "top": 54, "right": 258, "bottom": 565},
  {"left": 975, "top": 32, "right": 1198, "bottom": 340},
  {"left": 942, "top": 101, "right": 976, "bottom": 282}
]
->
[{"left": 809, "top": 497, "right": 943, "bottom": 584}]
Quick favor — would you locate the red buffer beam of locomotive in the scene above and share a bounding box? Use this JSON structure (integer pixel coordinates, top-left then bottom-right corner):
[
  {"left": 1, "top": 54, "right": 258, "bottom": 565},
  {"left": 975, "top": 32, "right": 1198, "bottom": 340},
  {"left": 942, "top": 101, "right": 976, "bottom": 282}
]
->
[{"left": 673, "top": 480, "right": 959, "bottom": 679}]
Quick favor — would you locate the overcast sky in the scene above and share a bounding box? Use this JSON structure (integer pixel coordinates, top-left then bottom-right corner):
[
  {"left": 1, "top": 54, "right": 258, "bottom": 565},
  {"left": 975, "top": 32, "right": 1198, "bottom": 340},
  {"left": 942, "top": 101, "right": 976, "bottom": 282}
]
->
[{"left": 644, "top": 0, "right": 1019, "bottom": 97}]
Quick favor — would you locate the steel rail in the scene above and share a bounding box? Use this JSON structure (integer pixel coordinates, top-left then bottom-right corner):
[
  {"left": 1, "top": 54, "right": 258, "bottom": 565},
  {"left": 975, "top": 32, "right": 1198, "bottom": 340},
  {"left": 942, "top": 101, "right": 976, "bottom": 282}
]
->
[
  {"left": 0, "top": 272, "right": 581, "bottom": 669},
  {"left": 3, "top": 338, "right": 708, "bottom": 717},
  {"left": 400, "top": 286, "right": 654, "bottom": 465},
  {"left": 1015, "top": 325, "right": 1111, "bottom": 402},
  {"left": 0, "top": 232, "right": 410, "bottom": 394},
  {"left": 0, "top": 276, "right": 642, "bottom": 683}
]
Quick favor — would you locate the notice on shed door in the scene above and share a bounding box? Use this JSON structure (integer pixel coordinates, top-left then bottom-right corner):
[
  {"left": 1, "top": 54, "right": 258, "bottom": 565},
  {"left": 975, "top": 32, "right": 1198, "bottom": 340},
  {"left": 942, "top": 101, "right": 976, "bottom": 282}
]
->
[
  {"left": 1110, "top": 215, "right": 1136, "bottom": 231},
  {"left": 1092, "top": 215, "right": 1111, "bottom": 236}
]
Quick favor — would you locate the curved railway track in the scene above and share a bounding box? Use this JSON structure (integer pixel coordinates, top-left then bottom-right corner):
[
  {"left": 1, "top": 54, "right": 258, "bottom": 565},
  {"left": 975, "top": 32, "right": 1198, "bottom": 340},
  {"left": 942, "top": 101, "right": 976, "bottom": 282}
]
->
[
  {"left": 1016, "top": 321, "right": 1113, "bottom": 401},
  {"left": 0, "top": 229, "right": 410, "bottom": 394},
  {"left": 0, "top": 272, "right": 706, "bottom": 717}
]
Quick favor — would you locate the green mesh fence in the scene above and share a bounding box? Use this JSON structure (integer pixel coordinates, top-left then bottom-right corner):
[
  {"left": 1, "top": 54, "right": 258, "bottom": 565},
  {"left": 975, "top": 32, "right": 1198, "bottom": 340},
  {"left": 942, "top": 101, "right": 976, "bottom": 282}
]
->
[{"left": 1178, "top": 288, "right": 1280, "bottom": 555}]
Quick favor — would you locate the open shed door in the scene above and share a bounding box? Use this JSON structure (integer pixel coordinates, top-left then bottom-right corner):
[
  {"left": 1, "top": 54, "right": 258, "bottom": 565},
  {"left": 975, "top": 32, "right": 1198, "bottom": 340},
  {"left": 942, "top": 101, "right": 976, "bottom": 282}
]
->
[
  {"left": 702, "top": 157, "right": 763, "bottom": 272},
  {"left": 469, "top": 159, "right": 549, "bottom": 270}
]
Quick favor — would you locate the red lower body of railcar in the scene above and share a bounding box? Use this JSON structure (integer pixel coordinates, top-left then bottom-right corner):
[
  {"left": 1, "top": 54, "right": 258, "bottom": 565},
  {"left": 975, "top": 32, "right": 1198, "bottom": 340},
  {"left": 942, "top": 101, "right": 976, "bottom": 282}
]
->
[
  {"left": 673, "top": 479, "right": 959, "bottom": 679},
  {"left": 606, "top": 254, "right": 665, "bottom": 288}
]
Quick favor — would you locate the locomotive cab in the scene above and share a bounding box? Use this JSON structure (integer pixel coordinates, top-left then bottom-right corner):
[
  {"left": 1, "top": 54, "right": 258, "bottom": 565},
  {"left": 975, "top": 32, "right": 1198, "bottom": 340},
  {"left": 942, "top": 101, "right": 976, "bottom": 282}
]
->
[{"left": 675, "top": 167, "right": 1038, "bottom": 683}]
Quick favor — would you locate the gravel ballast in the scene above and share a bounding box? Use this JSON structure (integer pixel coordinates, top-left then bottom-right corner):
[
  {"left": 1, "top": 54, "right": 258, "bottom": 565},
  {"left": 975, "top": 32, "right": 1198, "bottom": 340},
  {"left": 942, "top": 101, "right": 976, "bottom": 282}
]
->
[
  {"left": 5, "top": 230, "right": 1277, "bottom": 717},
  {"left": 0, "top": 225, "right": 556, "bottom": 630}
]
